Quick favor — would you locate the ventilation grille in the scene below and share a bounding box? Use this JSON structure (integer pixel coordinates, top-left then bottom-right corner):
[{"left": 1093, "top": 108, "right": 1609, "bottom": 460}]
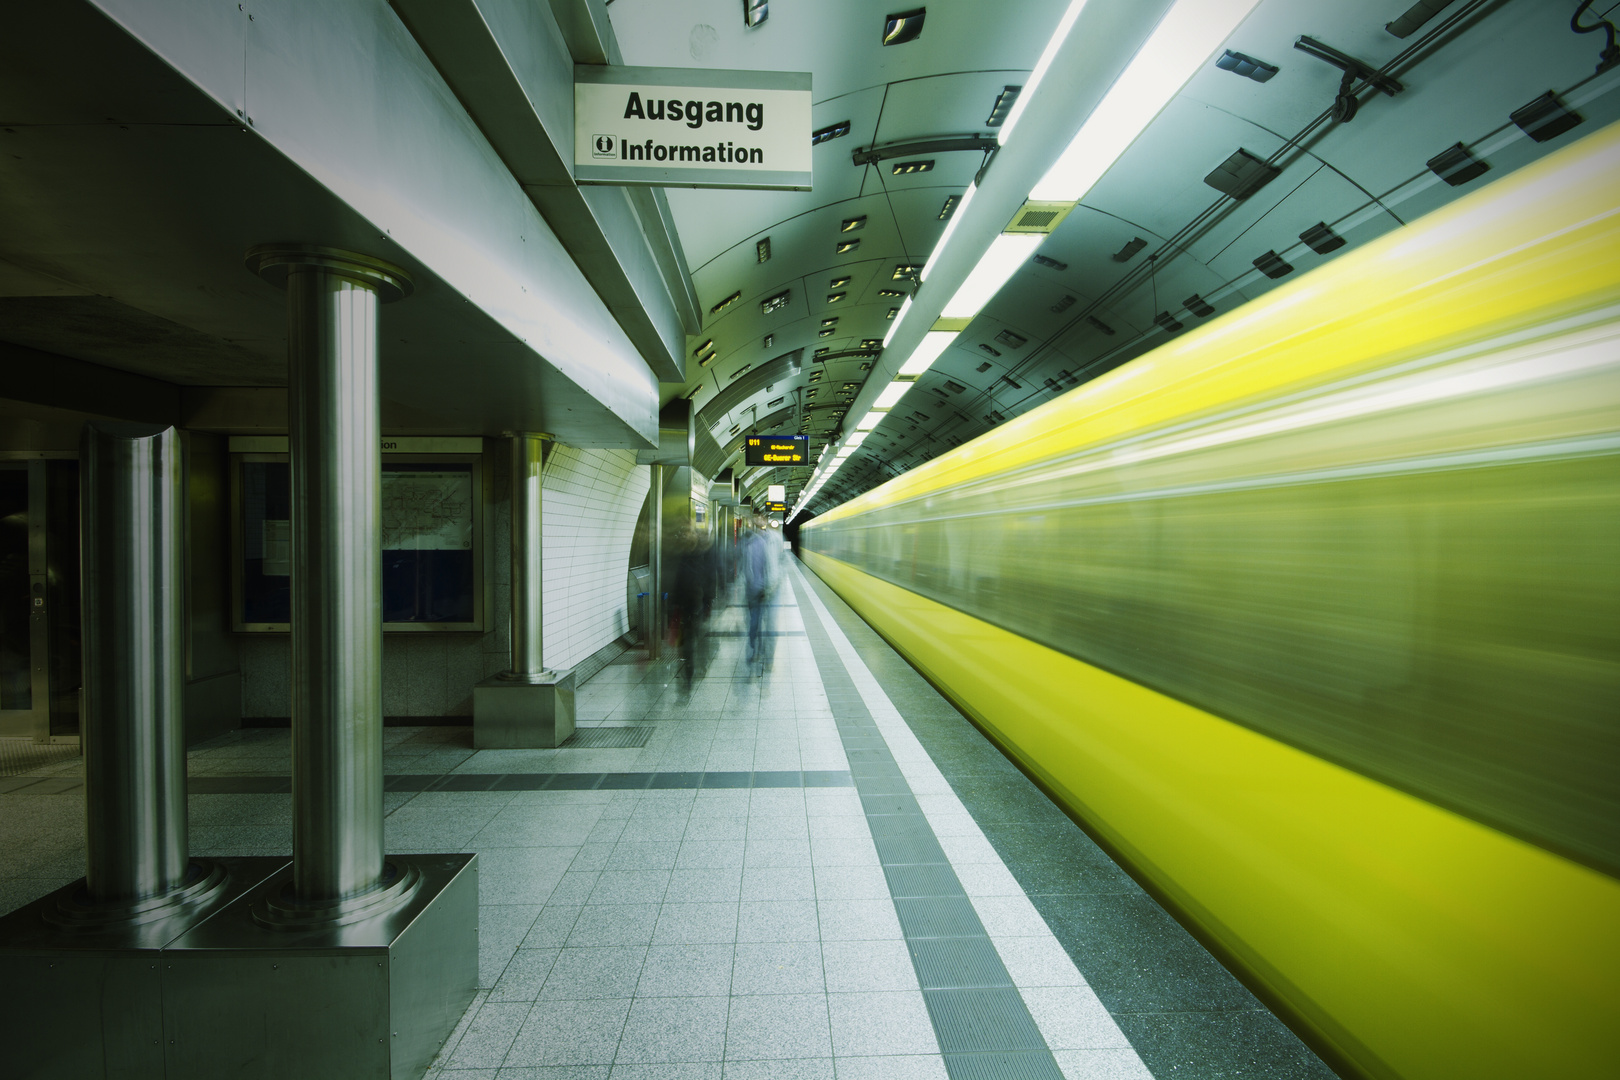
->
[{"left": 1004, "top": 200, "right": 1076, "bottom": 235}]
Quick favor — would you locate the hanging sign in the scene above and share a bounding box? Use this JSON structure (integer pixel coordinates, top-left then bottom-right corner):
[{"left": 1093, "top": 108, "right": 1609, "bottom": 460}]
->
[
  {"left": 744, "top": 435, "right": 808, "bottom": 467},
  {"left": 575, "top": 66, "right": 812, "bottom": 191}
]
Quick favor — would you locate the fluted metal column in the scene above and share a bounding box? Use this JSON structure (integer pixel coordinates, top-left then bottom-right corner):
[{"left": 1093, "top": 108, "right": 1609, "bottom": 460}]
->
[
  {"left": 80, "top": 423, "right": 188, "bottom": 905},
  {"left": 647, "top": 463, "right": 664, "bottom": 660},
  {"left": 508, "top": 434, "right": 546, "bottom": 677},
  {"left": 248, "top": 246, "right": 411, "bottom": 905}
]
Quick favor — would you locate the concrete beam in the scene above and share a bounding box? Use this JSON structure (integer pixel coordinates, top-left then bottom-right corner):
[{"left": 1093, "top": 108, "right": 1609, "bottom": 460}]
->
[{"left": 390, "top": 0, "right": 699, "bottom": 383}]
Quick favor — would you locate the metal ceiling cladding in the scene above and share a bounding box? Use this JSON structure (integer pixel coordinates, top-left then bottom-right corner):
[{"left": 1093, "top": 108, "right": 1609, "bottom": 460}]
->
[{"left": 607, "top": 0, "right": 1620, "bottom": 518}]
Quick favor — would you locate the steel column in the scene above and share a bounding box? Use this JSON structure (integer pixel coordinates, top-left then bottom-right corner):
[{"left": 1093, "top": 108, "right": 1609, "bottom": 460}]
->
[
  {"left": 248, "top": 246, "right": 411, "bottom": 906},
  {"left": 79, "top": 424, "right": 188, "bottom": 905},
  {"left": 508, "top": 434, "right": 546, "bottom": 676},
  {"left": 647, "top": 463, "right": 664, "bottom": 660}
]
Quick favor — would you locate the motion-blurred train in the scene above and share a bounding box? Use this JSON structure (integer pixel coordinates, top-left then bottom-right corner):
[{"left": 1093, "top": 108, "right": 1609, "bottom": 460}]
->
[{"left": 802, "top": 120, "right": 1620, "bottom": 1079}]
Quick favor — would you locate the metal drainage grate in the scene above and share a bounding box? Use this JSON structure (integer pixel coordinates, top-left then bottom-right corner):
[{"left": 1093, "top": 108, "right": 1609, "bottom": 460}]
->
[
  {"left": 0, "top": 738, "right": 80, "bottom": 777},
  {"left": 562, "top": 725, "right": 653, "bottom": 749}
]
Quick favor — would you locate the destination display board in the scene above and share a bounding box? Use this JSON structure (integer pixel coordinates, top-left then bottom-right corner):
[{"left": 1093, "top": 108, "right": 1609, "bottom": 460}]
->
[
  {"left": 766, "top": 502, "right": 787, "bottom": 513},
  {"left": 575, "top": 66, "right": 812, "bottom": 191},
  {"left": 744, "top": 434, "right": 808, "bottom": 467}
]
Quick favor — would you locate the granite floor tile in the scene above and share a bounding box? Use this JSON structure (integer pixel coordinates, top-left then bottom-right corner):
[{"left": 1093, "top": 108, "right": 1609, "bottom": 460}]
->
[
  {"left": 723, "top": 994, "right": 832, "bottom": 1060},
  {"left": 540, "top": 947, "right": 647, "bottom": 1000},
  {"left": 827, "top": 991, "right": 938, "bottom": 1057},
  {"left": 637, "top": 943, "right": 735, "bottom": 997},
  {"left": 821, "top": 939, "right": 918, "bottom": 993},
  {"left": 730, "top": 940, "right": 825, "bottom": 995},
  {"left": 613, "top": 995, "right": 729, "bottom": 1064},
  {"left": 504, "top": 998, "right": 631, "bottom": 1068},
  {"left": 566, "top": 905, "right": 660, "bottom": 948},
  {"left": 652, "top": 902, "right": 740, "bottom": 945},
  {"left": 735, "top": 899, "right": 820, "bottom": 942}
]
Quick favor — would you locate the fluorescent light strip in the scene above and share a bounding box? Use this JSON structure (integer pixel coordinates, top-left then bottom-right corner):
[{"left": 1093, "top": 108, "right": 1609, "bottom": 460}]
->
[
  {"left": 920, "top": 183, "right": 978, "bottom": 283},
  {"left": 1031, "top": 0, "right": 1263, "bottom": 202},
  {"left": 942, "top": 234, "right": 1045, "bottom": 319},
  {"left": 874, "top": 382, "right": 910, "bottom": 410},
  {"left": 898, "top": 331, "right": 958, "bottom": 377},
  {"left": 883, "top": 295, "right": 914, "bottom": 346},
  {"left": 997, "top": 0, "right": 1091, "bottom": 143}
]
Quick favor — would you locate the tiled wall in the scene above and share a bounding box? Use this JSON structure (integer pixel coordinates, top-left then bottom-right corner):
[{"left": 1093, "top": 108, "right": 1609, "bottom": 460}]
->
[
  {"left": 239, "top": 443, "right": 650, "bottom": 719},
  {"left": 540, "top": 445, "right": 649, "bottom": 669}
]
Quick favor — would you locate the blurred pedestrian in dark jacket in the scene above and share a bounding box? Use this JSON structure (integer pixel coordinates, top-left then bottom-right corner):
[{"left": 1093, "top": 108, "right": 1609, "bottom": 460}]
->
[{"left": 669, "top": 524, "right": 719, "bottom": 698}]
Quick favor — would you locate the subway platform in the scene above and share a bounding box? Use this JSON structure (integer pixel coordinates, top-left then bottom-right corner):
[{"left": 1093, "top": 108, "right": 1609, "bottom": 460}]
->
[{"left": 0, "top": 560, "right": 1335, "bottom": 1080}]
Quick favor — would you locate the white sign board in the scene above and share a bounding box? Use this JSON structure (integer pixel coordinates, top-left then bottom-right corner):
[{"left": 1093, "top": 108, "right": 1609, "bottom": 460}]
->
[
  {"left": 767, "top": 484, "right": 786, "bottom": 503},
  {"left": 575, "top": 66, "right": 812, "bottom": 191}
]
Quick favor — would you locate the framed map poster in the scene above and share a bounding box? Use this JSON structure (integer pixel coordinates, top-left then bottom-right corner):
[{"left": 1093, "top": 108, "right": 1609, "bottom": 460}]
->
[{"left": 231, "top": 443, "right": 487, "bottom": 632}]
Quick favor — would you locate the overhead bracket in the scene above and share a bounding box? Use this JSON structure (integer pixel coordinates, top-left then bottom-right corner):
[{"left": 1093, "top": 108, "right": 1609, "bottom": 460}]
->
[
  {"left": 1293, "top": 36, "right": 1403, "bottom": 123},
  {"left": 852, "top": 134, "right": 1000, "bottom": 167}
]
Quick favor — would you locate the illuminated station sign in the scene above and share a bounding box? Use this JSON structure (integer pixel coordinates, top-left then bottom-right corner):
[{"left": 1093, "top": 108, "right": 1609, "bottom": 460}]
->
[{"left": 744, "top": 434, "right": 808, "bottom": 467}]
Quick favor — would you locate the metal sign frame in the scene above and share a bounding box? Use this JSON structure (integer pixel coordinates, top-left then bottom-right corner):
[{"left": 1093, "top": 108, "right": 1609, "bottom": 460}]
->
[{"left": 574, "top": 66, "right": 812, "bottom": 191}]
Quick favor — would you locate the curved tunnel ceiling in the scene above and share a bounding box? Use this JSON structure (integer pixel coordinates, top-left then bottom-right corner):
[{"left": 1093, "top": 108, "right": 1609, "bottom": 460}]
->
[{"left": 606, "top": 0, "right": 1620, "bottom": 513}]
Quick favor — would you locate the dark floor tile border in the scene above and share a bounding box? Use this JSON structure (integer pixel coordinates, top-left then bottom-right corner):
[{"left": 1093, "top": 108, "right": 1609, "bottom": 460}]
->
[
  {"left": 793, "top": 560, "right": 1344, "bottom": 1080},
  {"left": 186, "top": 770, "right": 853, "bottom": 795},
  {"left": 787, "top": 569, "right": 1064, "bottom": 1080}
]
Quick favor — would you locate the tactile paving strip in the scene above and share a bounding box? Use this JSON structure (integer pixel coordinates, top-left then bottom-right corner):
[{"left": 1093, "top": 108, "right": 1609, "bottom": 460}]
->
[{"left": 790, "top": 569, "right": 1065, "bottom": 1080}]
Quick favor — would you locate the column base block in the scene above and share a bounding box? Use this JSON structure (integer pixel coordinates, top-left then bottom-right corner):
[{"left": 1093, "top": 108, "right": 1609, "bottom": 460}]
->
[
  {"left": 0, "top": 853, "right": 479, "bottom": 1080},
  {"left": 0, "top": 855, "right": 288, "bottom": 1080},
  {"left": 473, "top": 670, "right": 576, "bottom": 748}
]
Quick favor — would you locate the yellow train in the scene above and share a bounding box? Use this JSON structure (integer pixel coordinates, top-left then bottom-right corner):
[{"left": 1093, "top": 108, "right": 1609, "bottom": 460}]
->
[{"left": 801, "top": 120, "right": 1620, "bottom": 1079}]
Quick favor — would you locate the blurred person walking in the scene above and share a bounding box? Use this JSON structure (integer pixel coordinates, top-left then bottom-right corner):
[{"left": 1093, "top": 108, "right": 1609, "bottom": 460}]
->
[
  {"left": 740, "top": 515, "right": 777, "bottom": 675},
  {"left": 669, "top": 524, "right": 719, "bottom": 699}
]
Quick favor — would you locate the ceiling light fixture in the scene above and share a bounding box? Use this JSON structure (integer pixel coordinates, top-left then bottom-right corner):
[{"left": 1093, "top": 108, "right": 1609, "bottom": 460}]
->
[
  {"left": 985, "top": 85, "right": 1022, "bottom": 127},
  {"left": 827, "top": 292, "right": 847, "bottom": 304},
  {"left": 1215, "top": 49, "right": 1278, "bottom": 82},
  {"left": 830, "top": 276, "right": 852, "bottom": 288},
  {"left": 841, "top": 216, "right": 867, "bottom": 232},
  {"left": 709, "top": 291, "right": 741, "bottom": 315},
  {"left": 836, "top": 240, "right": 861, "bottom": 254},
  {"left": 941, "top": 234, "right": 1044, "bottom": 318},
  {"left": 1029, "top": 0, "right": 1265, "bottom": 201},
  {"left": 882, "top": 8, "right": 926, "bottom": 46},
  {"left": 1299, "top": 221, "right": 1345, "bottom": 255},
  {"left": 811, "top": 120, "right": 851, "bottom": 145},
  {"left": 743, "top": 0, "right": 768, "bottom": 28},
  {"left": 756, "top": 237, "right": 772, "bottom": 262},
  {"left": 883, "top": 296, "right": 913, "bottom": 346},
  {"left": 760, "top": 290, "right": 791, "bottom": 314},
  {"left": 897, "top": 331, "right": 956, "bottom": 377},
  {"left": 1511, "top": 91, "right": 1584, "bottom": 143},
  {"left": 873, "top": 382, "right": 910, "bottom": 410},
  {"left": 892, "top": 159, "right": 934, "bottom": 175}
]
